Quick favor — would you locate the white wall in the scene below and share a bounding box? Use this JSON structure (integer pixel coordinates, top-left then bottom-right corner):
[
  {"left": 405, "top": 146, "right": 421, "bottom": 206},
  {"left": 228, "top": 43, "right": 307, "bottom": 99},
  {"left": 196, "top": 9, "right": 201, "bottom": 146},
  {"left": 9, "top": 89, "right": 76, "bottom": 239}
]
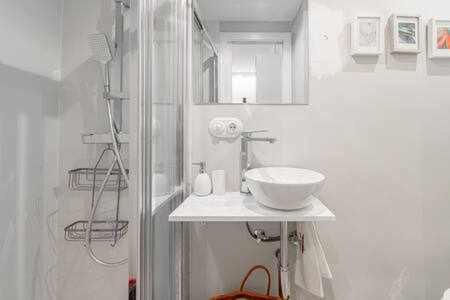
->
[
  {"left": 0, "top": 67, "right": 60, "bottom": 300},
  {"left": 189, "top": 0, "right": 450, "bottom": 299},
  {"left": 0, "top": 0, "right": 62, "bottom": 299},
  {"left": 56, "top": 0, "right": 137, "bottom": 299},
  {"left": 0, "top": 0, "right": 63, "bottom": 80}
]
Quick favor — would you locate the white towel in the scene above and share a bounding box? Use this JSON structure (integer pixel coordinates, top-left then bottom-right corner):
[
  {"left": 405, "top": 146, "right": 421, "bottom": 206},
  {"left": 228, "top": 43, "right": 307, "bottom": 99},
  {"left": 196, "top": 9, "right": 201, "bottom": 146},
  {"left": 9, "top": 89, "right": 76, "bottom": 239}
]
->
[{"left": 295, "top": 222, "right": 332, "bottom": 298}]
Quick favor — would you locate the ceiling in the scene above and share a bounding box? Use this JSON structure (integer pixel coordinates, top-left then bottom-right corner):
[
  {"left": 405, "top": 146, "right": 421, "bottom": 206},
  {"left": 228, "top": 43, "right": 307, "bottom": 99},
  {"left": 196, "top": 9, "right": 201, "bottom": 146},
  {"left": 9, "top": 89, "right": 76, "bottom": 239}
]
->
[{"left": 196, "top": 0, "right": 304, "bottom": 22}]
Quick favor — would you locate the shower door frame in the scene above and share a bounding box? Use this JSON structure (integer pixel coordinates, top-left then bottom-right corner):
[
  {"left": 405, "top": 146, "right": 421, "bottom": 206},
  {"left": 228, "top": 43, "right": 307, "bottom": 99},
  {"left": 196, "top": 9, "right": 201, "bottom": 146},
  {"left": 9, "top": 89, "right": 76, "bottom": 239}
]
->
[
  {"left": 136, "top": 0, "right": 154, "bottom": 298},
  {"left": 135, "top": 0, "right": 188, "bottom": 299}
]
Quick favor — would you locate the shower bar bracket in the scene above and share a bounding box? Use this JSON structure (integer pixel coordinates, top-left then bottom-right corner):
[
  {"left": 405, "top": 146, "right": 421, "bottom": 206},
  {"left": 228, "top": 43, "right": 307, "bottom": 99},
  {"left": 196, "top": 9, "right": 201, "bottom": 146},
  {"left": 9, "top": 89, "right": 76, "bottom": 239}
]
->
[
  {"left": 82, "top": 133, "right": 129, "bottom": 144},
  {"left": 104, "top": 90, "right": 130, "bottom": 101}
]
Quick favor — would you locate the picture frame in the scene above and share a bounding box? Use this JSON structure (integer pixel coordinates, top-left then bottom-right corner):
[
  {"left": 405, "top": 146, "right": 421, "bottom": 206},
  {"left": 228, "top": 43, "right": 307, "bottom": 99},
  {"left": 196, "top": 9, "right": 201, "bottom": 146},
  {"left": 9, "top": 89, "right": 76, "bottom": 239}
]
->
[
  {"left": 351, "top": 16, "right": 382, "bottom": 56},
  {"left": 428, "top": 18, "right": 450, "bottom": 58},
  {"left": 389, "top": 14, "right": 422, "bottom": 54}
]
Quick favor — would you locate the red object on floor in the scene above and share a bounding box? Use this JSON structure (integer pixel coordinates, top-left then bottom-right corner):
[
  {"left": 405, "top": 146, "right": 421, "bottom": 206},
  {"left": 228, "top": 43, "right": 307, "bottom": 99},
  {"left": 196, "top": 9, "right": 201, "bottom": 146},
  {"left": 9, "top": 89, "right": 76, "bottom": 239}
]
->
[{"left": 129, "top": 277, "right": 136, "bottom": 288}]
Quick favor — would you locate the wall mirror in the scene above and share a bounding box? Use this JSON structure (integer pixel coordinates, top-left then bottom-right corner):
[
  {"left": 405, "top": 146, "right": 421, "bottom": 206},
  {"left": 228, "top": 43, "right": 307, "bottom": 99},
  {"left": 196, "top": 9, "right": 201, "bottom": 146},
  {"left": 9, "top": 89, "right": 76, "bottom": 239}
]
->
[{"left": 192, "top": 0, "right": 309, "bottom": 105}]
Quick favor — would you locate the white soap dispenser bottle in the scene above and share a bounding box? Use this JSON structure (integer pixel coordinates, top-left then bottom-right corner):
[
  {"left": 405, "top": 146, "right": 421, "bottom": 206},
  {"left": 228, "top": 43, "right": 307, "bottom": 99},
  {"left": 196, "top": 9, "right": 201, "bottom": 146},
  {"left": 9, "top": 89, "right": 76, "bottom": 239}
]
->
[{"left": 193, "top": 162, "right": 212, "bottom": 196}]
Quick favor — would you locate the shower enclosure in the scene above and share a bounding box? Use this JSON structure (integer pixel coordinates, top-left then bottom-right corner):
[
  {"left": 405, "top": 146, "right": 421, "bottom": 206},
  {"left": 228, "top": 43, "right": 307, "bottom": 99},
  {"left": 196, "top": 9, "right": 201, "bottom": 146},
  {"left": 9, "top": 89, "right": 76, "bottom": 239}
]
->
[
  {"left": 0, "top": 0, "right": 186, "bottom": 299},
  {"left": 137, "top": 0, "right": 187, "bottom": 299}
]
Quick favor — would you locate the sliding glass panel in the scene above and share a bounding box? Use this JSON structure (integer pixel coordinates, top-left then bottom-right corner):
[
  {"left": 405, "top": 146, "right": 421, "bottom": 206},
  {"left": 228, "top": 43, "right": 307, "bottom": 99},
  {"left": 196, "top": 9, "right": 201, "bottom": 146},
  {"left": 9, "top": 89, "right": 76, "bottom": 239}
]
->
[{"left": 151, "top": 0, "right": 183, "bottom": 298}]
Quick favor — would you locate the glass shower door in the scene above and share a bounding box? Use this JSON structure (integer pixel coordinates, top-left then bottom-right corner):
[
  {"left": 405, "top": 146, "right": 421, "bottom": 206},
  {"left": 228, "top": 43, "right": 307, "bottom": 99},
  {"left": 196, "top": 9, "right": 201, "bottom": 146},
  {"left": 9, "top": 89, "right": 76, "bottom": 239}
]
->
[
  {"left": 137, "top": 0, "right": 185, "bottom": 297},
  {"left": 150, "top": 0, "right": 184, "bottom": 298}
]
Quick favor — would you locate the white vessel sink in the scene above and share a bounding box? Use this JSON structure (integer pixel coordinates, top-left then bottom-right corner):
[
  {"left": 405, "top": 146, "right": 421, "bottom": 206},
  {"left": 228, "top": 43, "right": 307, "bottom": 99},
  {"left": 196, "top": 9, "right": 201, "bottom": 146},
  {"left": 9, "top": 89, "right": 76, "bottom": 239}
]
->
[{"left": 245, "top": 167, "right": 325, "bottom": 210}]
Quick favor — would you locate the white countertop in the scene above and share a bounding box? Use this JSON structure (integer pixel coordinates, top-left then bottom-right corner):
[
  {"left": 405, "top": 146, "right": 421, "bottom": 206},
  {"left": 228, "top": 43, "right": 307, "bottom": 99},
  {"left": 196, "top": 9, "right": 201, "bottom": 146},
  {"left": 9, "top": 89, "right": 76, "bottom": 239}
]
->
[{"left": 169, "top": 192, "right": 336, "bottom": 222}]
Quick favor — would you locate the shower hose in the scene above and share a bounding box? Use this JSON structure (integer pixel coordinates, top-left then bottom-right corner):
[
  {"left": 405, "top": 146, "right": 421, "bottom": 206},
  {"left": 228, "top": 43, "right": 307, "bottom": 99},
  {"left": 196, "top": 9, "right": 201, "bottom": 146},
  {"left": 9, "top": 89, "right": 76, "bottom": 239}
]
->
[{"left": 84, "top": 97, "right": 130, "bottom": 267}]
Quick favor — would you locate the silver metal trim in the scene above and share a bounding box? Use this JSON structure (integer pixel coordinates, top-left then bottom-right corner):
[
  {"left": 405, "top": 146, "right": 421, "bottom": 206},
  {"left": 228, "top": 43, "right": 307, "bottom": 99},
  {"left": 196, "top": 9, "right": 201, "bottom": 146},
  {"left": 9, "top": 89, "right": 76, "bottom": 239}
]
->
[
  {"left": 179, "top": 1, "right": 192, "bottom": 298},
  {"left": 137, "top": 0, "right": 153, "bottom": 298},
  {"left": 280, "top": 222, "right": 290, "bottom": 298},
  {"left": 113, "top": 0, "right": 127, "bottom": 130}
]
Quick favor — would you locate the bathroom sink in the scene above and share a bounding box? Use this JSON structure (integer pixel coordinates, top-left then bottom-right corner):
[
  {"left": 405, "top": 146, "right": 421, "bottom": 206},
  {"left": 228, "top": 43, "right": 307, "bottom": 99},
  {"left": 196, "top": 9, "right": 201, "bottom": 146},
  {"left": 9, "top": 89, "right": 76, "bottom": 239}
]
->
[{"left": 245, "top": 167, "right": 325, "bottom": 210}]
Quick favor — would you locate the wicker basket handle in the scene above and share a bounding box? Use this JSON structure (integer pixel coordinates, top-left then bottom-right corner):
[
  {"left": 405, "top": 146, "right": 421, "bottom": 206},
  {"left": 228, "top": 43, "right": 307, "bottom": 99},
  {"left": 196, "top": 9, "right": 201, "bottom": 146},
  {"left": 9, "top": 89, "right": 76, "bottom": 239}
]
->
[{"left": 239, "top": 265, "right": 271, "bottom": 296}]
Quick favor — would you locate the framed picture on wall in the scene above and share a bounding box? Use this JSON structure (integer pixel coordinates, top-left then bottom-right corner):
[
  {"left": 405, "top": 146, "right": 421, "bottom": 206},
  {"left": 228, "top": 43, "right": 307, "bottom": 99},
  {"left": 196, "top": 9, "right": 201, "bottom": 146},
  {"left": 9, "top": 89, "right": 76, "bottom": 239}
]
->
[
  {"left": 389, "top": 14, "right": 422, "bottom": 54},
  {"left": 428, "top": 19, "right": 450, "bottom": 58},
  {"left": 351, "top": 16, "right": 382, "bottom": 56}
]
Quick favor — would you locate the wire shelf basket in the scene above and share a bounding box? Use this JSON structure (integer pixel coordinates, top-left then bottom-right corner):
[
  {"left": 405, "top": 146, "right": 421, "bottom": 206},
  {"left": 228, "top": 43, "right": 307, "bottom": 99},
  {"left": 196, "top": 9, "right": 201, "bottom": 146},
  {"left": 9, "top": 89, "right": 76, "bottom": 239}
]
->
[
  {"left": 64, "top": 220, "right": 129, "bottom": 242},
  {"left": 68, "top": 168, "right": 129, "bottom": 191}
]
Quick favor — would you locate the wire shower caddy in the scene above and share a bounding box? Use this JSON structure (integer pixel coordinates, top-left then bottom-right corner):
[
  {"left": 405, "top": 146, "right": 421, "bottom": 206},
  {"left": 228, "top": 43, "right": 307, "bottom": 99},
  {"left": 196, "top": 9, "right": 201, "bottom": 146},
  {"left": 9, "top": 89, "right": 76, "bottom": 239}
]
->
[
  {"left": 68, "top": 167, "right": 129, "bottom": 191},
  {"left": 64, "top": 146, "right": 129, "bottom": 245}
]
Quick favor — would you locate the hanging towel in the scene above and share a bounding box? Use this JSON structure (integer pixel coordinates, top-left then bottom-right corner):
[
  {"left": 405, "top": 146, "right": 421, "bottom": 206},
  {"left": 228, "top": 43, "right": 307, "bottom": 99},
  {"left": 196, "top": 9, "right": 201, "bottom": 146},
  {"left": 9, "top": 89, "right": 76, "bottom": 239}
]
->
[
  {"left": 295, "top": 222, "right": 332, "bottom": 298},
  {"left": 312, "top": 222, "right": 332, "bottom": 280}
]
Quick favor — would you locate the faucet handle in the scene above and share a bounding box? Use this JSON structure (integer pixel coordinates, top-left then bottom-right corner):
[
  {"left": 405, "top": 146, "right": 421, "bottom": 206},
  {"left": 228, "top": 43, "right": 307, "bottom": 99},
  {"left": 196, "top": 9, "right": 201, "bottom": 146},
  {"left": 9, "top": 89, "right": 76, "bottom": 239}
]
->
[{"left": 241, "top": 130, "right": 268, "bottom": 137}]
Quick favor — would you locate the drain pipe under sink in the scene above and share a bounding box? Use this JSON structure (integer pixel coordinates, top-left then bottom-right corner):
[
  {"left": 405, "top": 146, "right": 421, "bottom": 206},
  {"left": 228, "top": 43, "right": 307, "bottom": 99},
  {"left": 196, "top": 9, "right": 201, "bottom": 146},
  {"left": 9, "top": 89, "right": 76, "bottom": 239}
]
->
[{"left": 280, "top": 222, "right": 290, "bottom": 299}]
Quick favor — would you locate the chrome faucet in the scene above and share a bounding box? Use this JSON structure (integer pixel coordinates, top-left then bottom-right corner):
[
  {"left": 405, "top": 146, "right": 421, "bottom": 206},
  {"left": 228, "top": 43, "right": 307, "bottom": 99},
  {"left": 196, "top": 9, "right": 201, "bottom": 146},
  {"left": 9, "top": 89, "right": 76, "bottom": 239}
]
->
[{"left": 240, "top": 130, "right": 276, "bottom": 194}]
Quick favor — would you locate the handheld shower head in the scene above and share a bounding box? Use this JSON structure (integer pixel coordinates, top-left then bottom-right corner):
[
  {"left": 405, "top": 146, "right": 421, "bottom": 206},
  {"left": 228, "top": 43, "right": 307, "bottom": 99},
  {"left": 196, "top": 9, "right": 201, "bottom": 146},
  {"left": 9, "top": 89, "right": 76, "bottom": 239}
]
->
[
  {"left": 88, "top": 33, "right": 113, "bottom": 64},
  {"left": 88, "top": 33, "right": 113, "bottom": 91}
]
